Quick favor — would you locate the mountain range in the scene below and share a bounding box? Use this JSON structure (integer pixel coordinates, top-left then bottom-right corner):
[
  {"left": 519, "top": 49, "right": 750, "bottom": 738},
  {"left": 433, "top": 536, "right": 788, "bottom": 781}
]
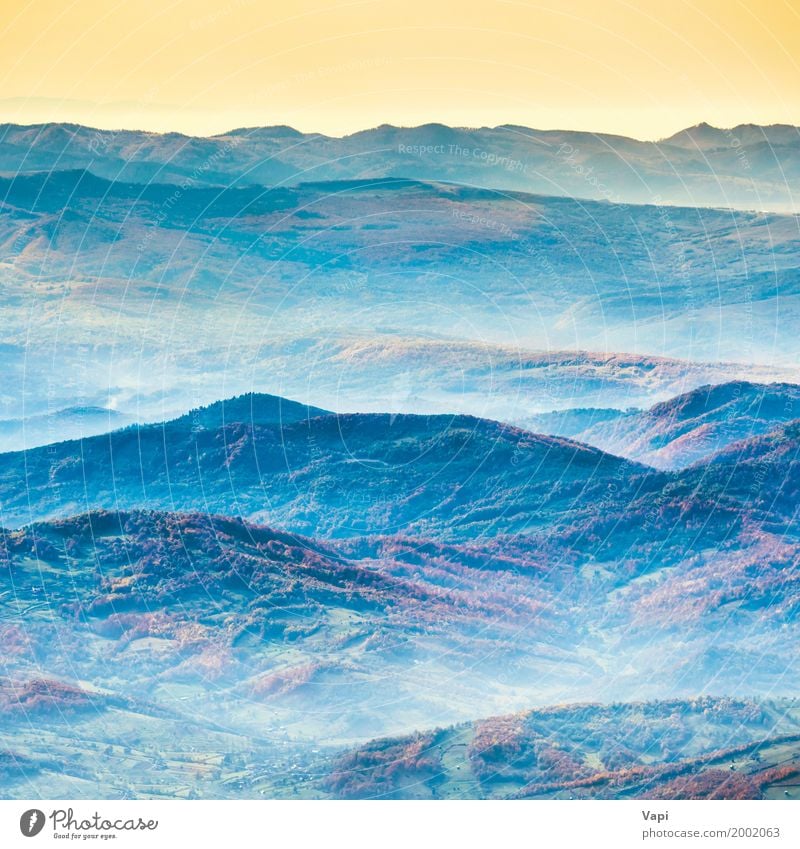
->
[
  {"left": 2, "top": 118, "right": 800, "bottom": 801},
  {"left": 2, "top": 121, "right": 799, "bottom": 212},
  {"left": 3, "top": 382, "right": 799, "bottom": 529},
  {"left": 2, "top": 388, "right": 800, "bottom": 681},
  {"left": 0, "top": 379, "right": 798, "bottom": 797}
]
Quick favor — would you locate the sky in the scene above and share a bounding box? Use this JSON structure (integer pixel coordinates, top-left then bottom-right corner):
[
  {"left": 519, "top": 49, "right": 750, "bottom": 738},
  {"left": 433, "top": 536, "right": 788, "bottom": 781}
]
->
[{"left": 0, "top": 0, "right": 798, "bottom": 139}]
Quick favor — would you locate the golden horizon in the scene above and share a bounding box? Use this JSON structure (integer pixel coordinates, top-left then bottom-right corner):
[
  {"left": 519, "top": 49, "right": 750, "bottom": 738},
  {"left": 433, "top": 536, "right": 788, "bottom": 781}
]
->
[{"left": 1, "top": 0, "right": 798, "bottom": 139}]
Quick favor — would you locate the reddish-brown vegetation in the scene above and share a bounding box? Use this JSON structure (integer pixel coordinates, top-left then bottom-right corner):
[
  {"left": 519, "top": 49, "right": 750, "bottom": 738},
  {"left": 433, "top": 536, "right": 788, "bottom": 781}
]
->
[
  {"left": 323, "top": 733, "right": 442, "bottom": 798},
  {"left": 0, "top": 678, "right": 100, "bottom": 718},
  {"left": 250, "top": 663, "right": 324, "bottom": 699}
]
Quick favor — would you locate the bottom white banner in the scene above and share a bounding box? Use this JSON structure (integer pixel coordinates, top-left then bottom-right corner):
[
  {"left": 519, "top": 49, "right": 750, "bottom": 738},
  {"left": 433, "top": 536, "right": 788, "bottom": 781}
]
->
[{"left": 1, "top": 800, "right": 797, "bottom": 849}]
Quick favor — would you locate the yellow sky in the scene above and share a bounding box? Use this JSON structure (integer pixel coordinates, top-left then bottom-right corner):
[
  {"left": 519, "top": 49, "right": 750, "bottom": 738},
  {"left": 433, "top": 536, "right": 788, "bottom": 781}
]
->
[{"left": 0, "top": 0, "right": 798, "bottom": 138}]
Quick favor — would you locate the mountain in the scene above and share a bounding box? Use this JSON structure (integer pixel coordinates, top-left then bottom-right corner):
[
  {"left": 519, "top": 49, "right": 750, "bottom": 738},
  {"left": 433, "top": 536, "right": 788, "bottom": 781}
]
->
[
  {"left": 712, "top": 419, "right": 800, "bottom": 468},
  {"left": 0, "top": 394, "right": 329, "bottom": 459},
  {"left": 0, "top": 399, "right": 653, "bottom": 535},
  {"left": 1, "top": 392, "right": 798, "bottom": 709},
  {"left": 2, "top": 121, "right": 800, "bottom": 211},
  {"left": 662, "top": 122, "right": 800, "bottom": 152},
  {"left": 533, "top": 381, "right": 800, "bottom": 469},
  {"left": 1, "top": 171, "right": 798, "bottom": 424},
  {"left": 1, "top": 120, "right": 799, "bottom": 802},
  {"left": 2, "top": 391, "right": 800, "bottom": 796}
]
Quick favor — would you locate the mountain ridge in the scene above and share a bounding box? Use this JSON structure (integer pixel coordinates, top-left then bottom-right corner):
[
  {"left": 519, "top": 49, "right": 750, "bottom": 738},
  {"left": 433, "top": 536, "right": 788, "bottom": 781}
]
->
[
  {"left": 0, "top": 401, "right": 653, "bottom": 535},
  {"left": 535, "top": 380, "right": 800, "bottom": 469},
  {"left": 5, "top": 118, "right": 797, "bottom": 145},
  {"left": 3, "top": 120, "right": 800, "bottom": 211}
]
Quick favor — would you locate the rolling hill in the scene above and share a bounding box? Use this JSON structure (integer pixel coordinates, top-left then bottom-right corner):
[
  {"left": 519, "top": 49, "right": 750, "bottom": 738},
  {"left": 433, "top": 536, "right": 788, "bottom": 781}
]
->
[
  {"left": 319, "top": 697, "right": 800, "bottom": 800},
  {"left": 0, "top": 508, "right": 611, "bottom": 744},
  {"left": 3, "top": 497, "right": 800, "bottom": 749},
  {"left": 1, "top": 390, "right": 799, "bottom": 796},
  {"left": 5, "top": 683, "right": 799, "bottom": 799},
  {"left": 1, "top": 170, "right": 798, "bottom": 426},
  {"left": 2, "top": 118, "right": 799, "bottom": 803}
]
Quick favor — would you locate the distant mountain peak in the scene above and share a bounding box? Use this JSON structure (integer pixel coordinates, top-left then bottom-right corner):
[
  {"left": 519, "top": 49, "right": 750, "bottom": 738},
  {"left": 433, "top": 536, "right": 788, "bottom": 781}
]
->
[
  {"left": 169, "top": 392, "right": 331, "bottom": 430},
  {"left": 220, "top": 124, "right": 310, "bottom": 139},
  {"left": 660, "top": 122, "right": 727, "bottom": 149}
]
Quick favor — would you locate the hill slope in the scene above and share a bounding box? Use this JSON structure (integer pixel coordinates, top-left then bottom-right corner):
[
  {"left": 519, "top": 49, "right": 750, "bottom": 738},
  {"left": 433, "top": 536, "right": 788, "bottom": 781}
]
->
[
  {"left": 319, "top": 698, "right": 800, "bottom": 800},
  {"left": 5, "top": 689, "right": 799, "bottom": 799}
]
